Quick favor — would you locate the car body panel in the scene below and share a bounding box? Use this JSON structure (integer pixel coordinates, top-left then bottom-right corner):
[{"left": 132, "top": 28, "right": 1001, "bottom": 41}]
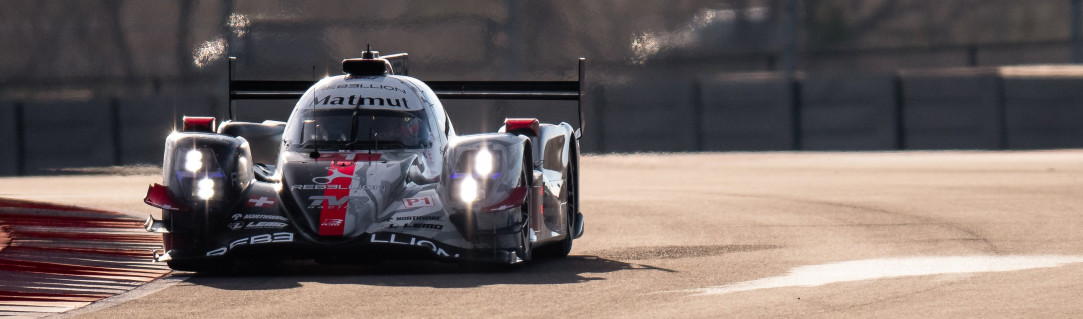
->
[{"left": 146, "top": 52, "right": 583, "bottom": 268}]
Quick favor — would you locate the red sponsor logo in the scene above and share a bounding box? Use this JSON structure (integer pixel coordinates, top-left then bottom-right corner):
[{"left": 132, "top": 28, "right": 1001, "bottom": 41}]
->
[
  {"left": 402, "top": 196, "right": 434, "bottom": 208},
  {"left": 318, "top": 161, "right": 355, "bottom": 236}
]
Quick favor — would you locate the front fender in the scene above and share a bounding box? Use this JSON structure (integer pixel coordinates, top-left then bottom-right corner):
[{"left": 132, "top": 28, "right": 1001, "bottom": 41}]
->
[
  {"left": 444, "top": 133, "right": 530, "bottom": 232},
  {"left": 162, "top": 132, "right": 254, "bottom": 229}
]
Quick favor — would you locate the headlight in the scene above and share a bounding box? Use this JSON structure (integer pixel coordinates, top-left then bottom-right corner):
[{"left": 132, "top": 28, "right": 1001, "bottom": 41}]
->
[
  {"left": 458, "top": 176, "right": 478, "bottom": 202},
  {"left": 184, "top": 150, "right": 204, "bottom": 172},
  {"left": 196, "top": 178, "right": 215, "bottom": 200},
  {"left": 474, "top": 149, "right": 493, "bottom": 175}
]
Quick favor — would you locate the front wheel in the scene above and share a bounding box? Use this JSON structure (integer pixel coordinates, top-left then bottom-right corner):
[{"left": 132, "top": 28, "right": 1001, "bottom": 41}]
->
[
  {"left": 538, "top": 142, "right": 577, "bottom": 259},
  {"left": 516, "top": 157, "right": 534, "bottom": 263}
]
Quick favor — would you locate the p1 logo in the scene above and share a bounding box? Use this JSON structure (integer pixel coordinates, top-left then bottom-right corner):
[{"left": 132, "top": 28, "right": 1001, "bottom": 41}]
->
[{"left": 403, "top": 195, "right": 435, "bottom": 208}]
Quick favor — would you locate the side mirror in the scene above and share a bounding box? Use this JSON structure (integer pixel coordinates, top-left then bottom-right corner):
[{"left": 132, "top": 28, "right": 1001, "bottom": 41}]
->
[{"left": 301, "top": 120, "right": 317, "bottom": 144}]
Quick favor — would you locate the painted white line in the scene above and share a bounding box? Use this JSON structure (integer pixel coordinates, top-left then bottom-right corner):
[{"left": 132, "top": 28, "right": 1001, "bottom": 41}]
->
[
  {"left": 691, "top": 255, "right": 1083, "bottom": 296},
  {"left": 50, "top": 273, "right": 189, "bottom": 318}
]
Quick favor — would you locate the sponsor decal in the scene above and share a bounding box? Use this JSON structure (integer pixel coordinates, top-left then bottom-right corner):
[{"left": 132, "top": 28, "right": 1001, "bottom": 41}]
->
[
  {"left": 369, "top": 233, "right": 460, "bottom": 258},
  {"left": 378, "top": 216, "right": 442, "bottom": 223},
  {"left": 318, "top": 83, "right": 408, "bottom": 94},
  {"left": 291, "top": 184, "right": 384, "bottom": 191},
  {"left": 402, "top": 195, "right": 435, "bottom": 208},
  {"left": 206, "top": 232, "right": 294, "bottom": 256},
  {"left": 226, "top": 221, "right": 286, "bottom": 231},
  {"left": 245, "top": 221, "right": 287, "bottom": 229},
  {"left": 314, "top": 95, "right": 410, "bottom": 109},
  {"left": 312, "top": 169, "right": 354, "bottom": 185},
  {"left": 242, "top": 214, "right": 288, "bottom": 222},
  {"left": 247, "top": 196, "right": 275, "bottom": 207},
  {"left": 391, "top": 216, "right": 442, "bottom": 221},
  {"left": 319, "top": 161, "right": 355, "bottom": 236},
  {"left": 308, "top": 195, "right": 368, "bottom": 208},
  {"left": 403, "top": 223, "right": 443, "bottom": 230},
  {"left": 231, "top": 213, "right": 288, "bottom": 222}
]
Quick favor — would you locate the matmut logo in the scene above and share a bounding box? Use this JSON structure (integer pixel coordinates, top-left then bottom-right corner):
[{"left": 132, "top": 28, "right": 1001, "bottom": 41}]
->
[{"left": 315, "top": 95, "right": 410, "bottom": 108}]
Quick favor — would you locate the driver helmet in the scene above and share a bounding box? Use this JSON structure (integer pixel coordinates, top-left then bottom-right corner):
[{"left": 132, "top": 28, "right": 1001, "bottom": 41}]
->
[{"left": 376, "top": 115, "right": 421, "bottom": 144}]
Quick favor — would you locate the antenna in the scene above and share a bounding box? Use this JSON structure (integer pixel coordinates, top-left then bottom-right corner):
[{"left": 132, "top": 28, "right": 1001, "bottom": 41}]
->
[
  {"left": 308, "top": 79, "right": 321, "bottom": 159},
  {"left": 363, "top": 44, "right": 374, "bottom": 59},
  {"left": 367, "top": 126, "right": 374, "bottom": 158}
]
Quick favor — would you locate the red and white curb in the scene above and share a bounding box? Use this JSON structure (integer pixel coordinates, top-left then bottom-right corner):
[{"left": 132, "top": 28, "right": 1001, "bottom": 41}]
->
[{"left": 0, "top": 198, "right": 170, "bottom": 318}]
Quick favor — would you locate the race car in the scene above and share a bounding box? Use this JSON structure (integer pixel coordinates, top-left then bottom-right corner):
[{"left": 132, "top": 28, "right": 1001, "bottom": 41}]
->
[{"left": 143, "top": 49, "right": 585, "bottom": 271}]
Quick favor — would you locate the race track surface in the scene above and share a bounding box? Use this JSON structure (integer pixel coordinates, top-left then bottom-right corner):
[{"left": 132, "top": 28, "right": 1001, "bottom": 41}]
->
[{"left": 2, "top": 151, "right": 1081, "bottom": 318}]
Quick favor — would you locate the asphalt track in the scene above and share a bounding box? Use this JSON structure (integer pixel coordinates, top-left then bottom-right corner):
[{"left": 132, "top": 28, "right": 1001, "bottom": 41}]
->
[{"left": 2, "top": 151, "right": 1082, "bottom": 318}]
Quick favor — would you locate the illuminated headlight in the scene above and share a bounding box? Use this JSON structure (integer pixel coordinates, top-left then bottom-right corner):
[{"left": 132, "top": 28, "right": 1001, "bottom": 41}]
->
[
  {"left": 458, "top": 176, "right": 479, "bottom": 203},
  {"left": 474, "top": 149, "right": 494, "bottom": 175},
  {"left": 184, "top": 150, "right": 204, "bottom": 172},
  {"left": 196, "top": 178, "right": 215, "bottom": 200}
]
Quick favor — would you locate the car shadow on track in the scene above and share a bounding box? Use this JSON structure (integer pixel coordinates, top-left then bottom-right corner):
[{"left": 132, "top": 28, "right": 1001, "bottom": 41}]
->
[
  {"left": 181, "top": 244, "right": 781, "bottom": 290},
  {"left": 182, "top": 255, "right": 675, "bottom": 290}
]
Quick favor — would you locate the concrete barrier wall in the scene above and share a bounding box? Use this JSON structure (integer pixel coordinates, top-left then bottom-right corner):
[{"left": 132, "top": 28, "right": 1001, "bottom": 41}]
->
[
  {"left": 22, "top": 99, "right": 117, "bottom": 173},
  {"left": 0, "top": 101, "right": 17, "bottom": 175},
  {"left": 1002, "top": 73, "right": 1083, "bottom": 149},
  {"left": 801, "top": 74, "right": 897, "bottom": 150},
  {"left": 899, "top": 68, "right": 1003, "bottom": 149},
  {"left": 597, "top": 76, "right": 695, "bottom": 152},
  {"left": 699, "top": 73, "right": 794, "bottom": 151},
  {"left": 118, "top": 95, "right": 220, "bottom": 165},
  {"left": 579, "top": 86, "right": 605, "bottom": 153},
  {"left": 6, "top": 66, "right": 1083, "bottom": 176}
]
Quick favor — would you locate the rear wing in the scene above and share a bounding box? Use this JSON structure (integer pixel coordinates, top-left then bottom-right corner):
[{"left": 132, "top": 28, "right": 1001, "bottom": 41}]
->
[{"left": 228, "top": 55, "right": 586, "bottom": 137}]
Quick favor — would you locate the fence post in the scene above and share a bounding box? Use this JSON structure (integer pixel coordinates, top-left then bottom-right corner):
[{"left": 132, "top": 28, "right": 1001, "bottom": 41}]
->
[{"left": 781, "top": 0, "right": 799, "bottom": 74}]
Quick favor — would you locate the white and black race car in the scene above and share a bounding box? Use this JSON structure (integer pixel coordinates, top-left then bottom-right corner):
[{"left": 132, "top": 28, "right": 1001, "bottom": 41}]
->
[{"left": 143, "top": 49, "right": 585, "bottom": 272}]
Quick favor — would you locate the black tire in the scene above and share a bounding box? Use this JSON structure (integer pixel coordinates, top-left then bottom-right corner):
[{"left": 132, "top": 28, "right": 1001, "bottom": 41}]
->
[
  {"left": 537, "top": 141, "right": 577, "bottom": 259},
  {"left": 553, "top": 141, "right": 577, "bottom": 258},
  {"left": 516, "top": 154, "right": 534, "bottom": 263}
]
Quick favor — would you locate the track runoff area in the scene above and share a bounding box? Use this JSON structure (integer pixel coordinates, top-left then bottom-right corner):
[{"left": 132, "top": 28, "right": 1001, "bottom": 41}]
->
[{"left": 2, "top": 150, "right": 1082, "bottom": 317}]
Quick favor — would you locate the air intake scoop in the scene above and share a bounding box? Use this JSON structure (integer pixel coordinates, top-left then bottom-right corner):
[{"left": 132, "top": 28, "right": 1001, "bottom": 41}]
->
[{"left": 343, "top": 48, "right": 393, "bottom": 76}]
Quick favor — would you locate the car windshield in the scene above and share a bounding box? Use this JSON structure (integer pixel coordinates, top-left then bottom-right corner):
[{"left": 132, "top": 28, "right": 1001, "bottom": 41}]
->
[{"left": 288, "top": 108, "right": 431, "bottom": 150}]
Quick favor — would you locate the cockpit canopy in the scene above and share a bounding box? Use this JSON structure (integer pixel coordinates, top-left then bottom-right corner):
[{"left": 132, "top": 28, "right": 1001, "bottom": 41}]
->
[
  {"left": 285, "top": 108, "right": 431, "bottom": 150},
  {"left": 282, "top": 72, "right": 434, "bottom": 152}
]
